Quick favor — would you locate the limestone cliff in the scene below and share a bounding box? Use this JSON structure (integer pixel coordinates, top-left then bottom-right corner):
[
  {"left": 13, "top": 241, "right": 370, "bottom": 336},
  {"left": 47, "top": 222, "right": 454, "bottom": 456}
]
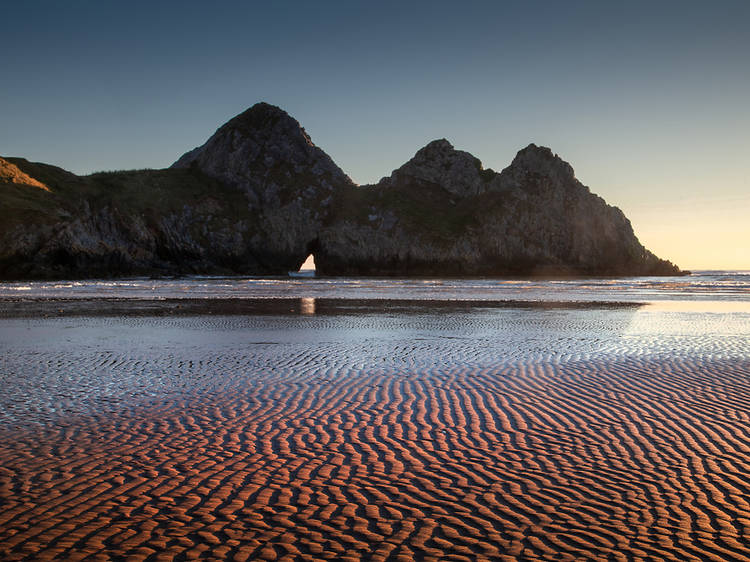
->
[
  {"left": 317, "top": 141, "right": 676, "bottom": 276},
  {"left": 0, "top": 103, "right": 682, "bottom": 279},
  {"left": 0, "top": 161, "right": 262, "bottom": 279},
  {"left": 172, "top": 103, "right": 354, "bottom": 272}
]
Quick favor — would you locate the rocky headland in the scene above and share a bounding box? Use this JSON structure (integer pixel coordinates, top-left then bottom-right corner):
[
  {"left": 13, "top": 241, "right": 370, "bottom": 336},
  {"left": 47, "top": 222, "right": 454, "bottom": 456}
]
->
[{"left": 0, "top": 102, "right": 682, "bottom": 279}]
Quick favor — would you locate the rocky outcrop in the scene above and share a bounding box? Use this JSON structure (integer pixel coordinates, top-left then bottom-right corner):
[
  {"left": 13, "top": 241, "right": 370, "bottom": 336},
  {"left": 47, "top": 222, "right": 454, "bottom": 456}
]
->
[
  {"left": 0, "top": 103, "right": 682, "bottom": 279},
  {"left": 172, "top": 103, "right": 354, "bottom": 272},
  {"left": 173, "top": 103, "right": 351, "bottom": 194},
  {"left": 379, "top": 139, "right": 487, "bottom": 198},
  {"left": 314, "top": 140, "right": 679, "bottom": 276},
  {"left": 0, "top": 165, "right": 264, "bottom": 279}
]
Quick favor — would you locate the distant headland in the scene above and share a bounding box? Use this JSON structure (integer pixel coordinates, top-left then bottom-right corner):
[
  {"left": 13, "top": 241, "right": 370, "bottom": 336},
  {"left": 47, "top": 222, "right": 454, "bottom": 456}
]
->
[{"left": 0, "top": 102, "right": 683, "bottom": 279}]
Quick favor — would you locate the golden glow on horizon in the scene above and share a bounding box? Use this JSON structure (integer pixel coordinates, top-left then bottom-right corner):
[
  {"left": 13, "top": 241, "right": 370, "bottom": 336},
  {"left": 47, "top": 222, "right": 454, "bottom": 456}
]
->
[{"left": 628, "top": 202, "right": 750, "bottom": 271}]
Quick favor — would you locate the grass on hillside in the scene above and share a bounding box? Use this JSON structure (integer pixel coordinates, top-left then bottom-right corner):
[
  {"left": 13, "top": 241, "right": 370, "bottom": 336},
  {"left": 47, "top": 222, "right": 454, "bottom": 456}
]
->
[{"left": 1, "top": 160, "right": 254, "bottom": 231}]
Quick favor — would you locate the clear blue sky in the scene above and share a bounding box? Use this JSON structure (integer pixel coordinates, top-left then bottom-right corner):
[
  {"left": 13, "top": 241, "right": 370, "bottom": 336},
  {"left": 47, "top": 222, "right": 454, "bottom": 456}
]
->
[{"left": 2, "top": 1, "right": 748, "bottom": 269}]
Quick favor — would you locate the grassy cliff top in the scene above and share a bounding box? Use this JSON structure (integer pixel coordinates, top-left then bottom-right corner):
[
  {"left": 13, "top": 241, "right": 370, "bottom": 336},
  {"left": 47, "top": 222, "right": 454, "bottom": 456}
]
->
[{"left": 0, "top": 158, "right": 252, "bottom": 229}]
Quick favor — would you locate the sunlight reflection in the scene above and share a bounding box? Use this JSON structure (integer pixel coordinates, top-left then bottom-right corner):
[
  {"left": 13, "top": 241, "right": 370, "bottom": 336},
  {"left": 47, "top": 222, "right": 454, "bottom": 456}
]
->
[
  {"left": 646, "top": 300, "right": 750, "bottom": 313},
  {"left": 300, "top": 297, "right": 316, "bottom": 315}
]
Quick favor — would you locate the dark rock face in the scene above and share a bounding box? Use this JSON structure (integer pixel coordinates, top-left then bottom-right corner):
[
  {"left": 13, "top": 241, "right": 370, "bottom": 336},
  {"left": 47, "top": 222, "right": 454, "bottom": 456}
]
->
[
  {"left": 0, "top": 103, "right": 682, "bottom": 279},
  {"left": 315, "top": 140, "right": 679, "bottom": 276},
  {"left": 0, "top": 163, "right": 263, "bottom": 279},
  {"left": 172, "top": 103, "right": 354, "bottom": 272},
  {"left": 173, "top": 103, "right": 351, "bottom": 197},
  {"left": 380, "top": 139, "right": 487, "bottom": 198}
]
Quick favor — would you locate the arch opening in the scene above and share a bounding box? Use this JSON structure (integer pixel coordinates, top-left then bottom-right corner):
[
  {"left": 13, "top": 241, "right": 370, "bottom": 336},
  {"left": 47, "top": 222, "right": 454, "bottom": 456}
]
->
[
  {"left": 299, "top": 253, "right": 316, "bottom": 272},
  {"left": 289, "top": 252, "right": 316, "bottom": 278},
  {"left": 289, "top": 239, "right": 319, "bottom": 278}
]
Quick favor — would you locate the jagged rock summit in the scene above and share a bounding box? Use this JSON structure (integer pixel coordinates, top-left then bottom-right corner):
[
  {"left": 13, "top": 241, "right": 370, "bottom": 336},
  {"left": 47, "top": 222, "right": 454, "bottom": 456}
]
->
[
  {"left": 170, "top": 102, "right": 354, "bottom": 272},
  {"left": 0, "top": 102, "right": 683, "bottom": 279},
  {"left": 173, "top": 102, "right": 353, "bottom": 200},
  {"left": 315, "top": 137, "right": 677, "bottom": 276},
  {"left": 381, "top": 139, "right": 487, "bottom": 198}
]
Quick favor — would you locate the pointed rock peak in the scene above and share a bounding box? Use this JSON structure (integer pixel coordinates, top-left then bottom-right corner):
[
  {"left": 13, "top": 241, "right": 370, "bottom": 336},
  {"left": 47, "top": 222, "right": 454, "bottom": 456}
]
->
[
  {"left": 517, "top": 143, "right": 554, "bottom": 158},
  {"left": 0, "top": 157, "right": 50, "bottom": 191},
  {"left": 510, "top": 143, "right": 575, "bottom": 179},
  {"left": 386, "top": 139, "right": 485, "bottom": 198},
  {"left": 223, "top": 102, "right": 309, "bottom": 141},
  {"left": 240, "top": 101, "right": 288, "bottom": 117},
  {"left": 419, "top": 138, "right": 454, "bottom": 151},
  {"left": 171, "top": 102, "right": 353, "bottom": 189},
  {"left": 411, "top": 138, "right": 477, "bottom": 165}
]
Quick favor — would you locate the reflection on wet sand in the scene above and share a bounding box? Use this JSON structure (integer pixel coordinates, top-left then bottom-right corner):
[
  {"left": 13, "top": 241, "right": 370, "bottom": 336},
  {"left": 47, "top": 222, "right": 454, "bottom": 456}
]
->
[
  {"left": 300, "top": 297, "right": 316, "bottom": 315},
  {"left": 646, "top": 299, "right": 750, "bottom": 313}
]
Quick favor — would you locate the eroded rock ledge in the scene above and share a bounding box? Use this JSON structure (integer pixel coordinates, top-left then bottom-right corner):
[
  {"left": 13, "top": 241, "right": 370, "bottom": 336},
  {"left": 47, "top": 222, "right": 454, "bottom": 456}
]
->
[{"left": 0, "top": 103, "right": 682, "bottom": 279}]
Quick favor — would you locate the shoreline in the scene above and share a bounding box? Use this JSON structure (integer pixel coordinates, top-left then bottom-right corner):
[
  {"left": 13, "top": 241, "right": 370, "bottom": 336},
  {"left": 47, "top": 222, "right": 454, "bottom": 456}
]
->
[{"left": 0, "top": 296, "right": 644, "bottom": 318}]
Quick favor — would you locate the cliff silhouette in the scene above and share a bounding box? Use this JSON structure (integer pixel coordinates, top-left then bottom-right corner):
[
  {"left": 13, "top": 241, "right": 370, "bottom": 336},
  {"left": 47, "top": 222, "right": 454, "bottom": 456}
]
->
[{"left": 0, "top": 103, "right": 682, "bottom": 279}]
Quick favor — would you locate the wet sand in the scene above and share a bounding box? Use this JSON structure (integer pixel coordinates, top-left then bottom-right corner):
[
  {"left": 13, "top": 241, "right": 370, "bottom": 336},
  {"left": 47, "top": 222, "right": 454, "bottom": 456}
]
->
[{"left": 1, "top": 301, "right": 749, "bottom": 560}]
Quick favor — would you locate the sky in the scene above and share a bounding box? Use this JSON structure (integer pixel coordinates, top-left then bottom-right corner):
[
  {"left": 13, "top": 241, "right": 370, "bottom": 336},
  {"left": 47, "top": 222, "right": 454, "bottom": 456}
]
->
[{"left": 2, "top": 1, "right": 748, "bottom": 270}]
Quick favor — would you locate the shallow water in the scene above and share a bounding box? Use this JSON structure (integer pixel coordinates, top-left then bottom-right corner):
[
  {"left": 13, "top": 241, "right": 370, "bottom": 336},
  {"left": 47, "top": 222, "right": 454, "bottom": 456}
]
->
[
  {"left": 1, "top": 270, "right": 749, "bottom": 304},
  {"left": 1, "top": 304, "right": 748, "bottom": 429}
]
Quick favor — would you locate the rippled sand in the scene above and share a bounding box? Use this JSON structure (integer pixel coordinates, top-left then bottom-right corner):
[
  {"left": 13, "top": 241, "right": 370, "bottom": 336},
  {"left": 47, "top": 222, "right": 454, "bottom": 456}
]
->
[{"left": 1, "top": 301, "right": 749, "bottom": 560}]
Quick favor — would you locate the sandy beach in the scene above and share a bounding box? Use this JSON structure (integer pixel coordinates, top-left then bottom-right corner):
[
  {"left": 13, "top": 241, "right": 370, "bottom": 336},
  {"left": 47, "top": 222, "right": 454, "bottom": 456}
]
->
[{"left": 1, "top": 299, "right": 749, "bottom": 560}]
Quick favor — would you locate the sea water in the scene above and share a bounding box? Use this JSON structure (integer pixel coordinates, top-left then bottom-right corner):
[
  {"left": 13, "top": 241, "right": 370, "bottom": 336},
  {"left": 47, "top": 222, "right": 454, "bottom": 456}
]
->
[{"left": 1, "top": 270, "right": 748, "bottom": 305}]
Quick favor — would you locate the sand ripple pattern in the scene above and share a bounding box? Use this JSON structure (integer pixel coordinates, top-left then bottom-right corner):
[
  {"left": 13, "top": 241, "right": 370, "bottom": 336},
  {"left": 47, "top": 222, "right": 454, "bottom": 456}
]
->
[{"left": 1, "top": 309, "right": 750, "bottom": 560}]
